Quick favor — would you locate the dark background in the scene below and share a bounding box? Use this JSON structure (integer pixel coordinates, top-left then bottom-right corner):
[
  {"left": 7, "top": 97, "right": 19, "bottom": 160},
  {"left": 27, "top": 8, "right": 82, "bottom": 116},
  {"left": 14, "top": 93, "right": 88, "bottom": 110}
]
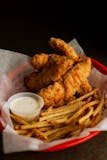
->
[
  {"left": 1, "top": 1, "right": 107, "bottom": 160},
  {"left": 0, "top": 0, "right": 107, "bottom": 64}
]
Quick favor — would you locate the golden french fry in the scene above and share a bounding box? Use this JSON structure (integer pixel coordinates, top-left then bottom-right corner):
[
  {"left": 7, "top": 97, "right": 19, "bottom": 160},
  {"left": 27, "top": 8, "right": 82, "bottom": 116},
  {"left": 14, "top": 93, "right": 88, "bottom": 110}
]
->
[
  {"left": 93, "top": 95, "right": 104, "bottom": 116},
  {"left": 41, "top": 101, "right": 86, "bottom": 117},
  {"left": 68, "top": 129, "right": 82, "bottom": 138},
  {"left": 83, "top": 117, "right": 91, "bottom": 127},
  {"left": 78, "top": 107, "right": 93, "bottom": 125},
  {"left": 15, "top": 129, "right": 29, "bottom": 135},
  {"left": 39, "top": 110, "right": 69, "bottom": 122},
  {"left": 48, "top": 116, "right": 68, "bottom": 125},
  {"left": 41, "top": 106, "right": 53, "bottom": 116},
  {"left": 66, "top": 100, "right": 100, "bottom": 124},
  {"left": 47, "top": 125, "right": 83, "bottom": 142},
  {"left": 25, "top": 130, "right": 35, "bottom": 137},
  {"left": 89, "top": 114, "right": 101, "bottom": 127},
  {"left": 14, "top": 125, "right": 21, "bottom": 130},
  {"left": 45, "top": 127, "right": 63, "bottom": 137},
  {"left": 20, "top": 121, "right": 52, "bottom": 130},
  {"left": 85, "top": 96, "right": 92, "bottom": 103},
  {"left": 39, "top": 101, "right": 84, "bottom": 121},
  {"left": 10, "top": 113, "right": 28, "bottom": 125},
  {"left": 69, "top": 88, "right": 99, "bottom": 105},
  {"left": 33, "top": 128, "right": 48, "bottom": 140},
  {"left": 93, "top": 91, "right": 99, "bottom": 99},
  {"left": 39, "top": 126, "right": 52, "bottom": 132}
]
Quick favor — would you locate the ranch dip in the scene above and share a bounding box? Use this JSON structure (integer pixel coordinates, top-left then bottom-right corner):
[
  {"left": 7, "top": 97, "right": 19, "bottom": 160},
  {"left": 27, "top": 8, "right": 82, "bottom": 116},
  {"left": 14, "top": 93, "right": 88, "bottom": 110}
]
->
[
  {"left": 9, "top": 92, "right": 44, "bottom": 122},
  {"left": 10, "top": 96, "right": 40, "bottom": 115}
]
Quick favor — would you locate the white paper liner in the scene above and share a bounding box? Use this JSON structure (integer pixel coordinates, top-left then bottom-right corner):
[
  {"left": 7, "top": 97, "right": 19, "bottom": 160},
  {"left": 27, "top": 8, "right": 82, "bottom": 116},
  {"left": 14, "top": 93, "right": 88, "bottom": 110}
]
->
[{"left": 0, "top": 40, "right": 107, "bottom": 153}]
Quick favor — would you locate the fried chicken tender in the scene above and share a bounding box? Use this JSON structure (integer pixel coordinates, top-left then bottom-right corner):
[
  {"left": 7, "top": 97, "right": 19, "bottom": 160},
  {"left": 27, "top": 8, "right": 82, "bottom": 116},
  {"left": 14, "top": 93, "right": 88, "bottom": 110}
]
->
[
  {"left": 78, "top": 79, "right": 92, "bottom": 96},
  {"left": 63, "top": 57, "right": 92, "bottom": 101},
  {"left": 37, "top": 81, "right": 65, "bottom": 108},
  {"left": 32, "top": 37, "right": 78, "bottom": 70},
  {"left": 49, "top": 37, "right": 78, "bottom": 60},
  {"left": 31, "top": 53, "right": 49, "bottom": 70},
  {"left": 25, "top": 54, "right": 75, "bottom": 90},
  {"left": 38, "top": 57, "right": 92, "bottom": 108}
]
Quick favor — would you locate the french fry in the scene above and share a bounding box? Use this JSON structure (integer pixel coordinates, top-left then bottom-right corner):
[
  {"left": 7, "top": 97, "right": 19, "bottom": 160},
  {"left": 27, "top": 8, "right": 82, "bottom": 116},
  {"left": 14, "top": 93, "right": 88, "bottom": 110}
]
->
[
  {"left": 10, "top": 87, "right": 104, "bottom": 142},
  {"left": 66, "top": 100, "right": 100, "bottom": 124},
  {"left": 14, "top": 125, "right": 21, "bottom": 130},
  {"left": 45, "top": 127, "right": 64, "bottom": 137},
  {"left": 68, "top": 129, "right": 82, "bottom": 138},
  {"left": 25, "top": 130, "right": 35, "bottom": 137},
  {"left": 14, "top": 118, "right": 48, "bottom": 139},
  {"left": 41, "top": 101, "right": 85, "bottom": 116},
  {"left": 47, "top": 125, "right": 83, "bottom": 142},
  {"left": 78, "top": 107, "right": 93, "bottom": 125},
  {"left": 83, "top": 117, "right": 91, "bottom": 127},
  {"left": 20, "top": 121, "right": 52, "bottom": 130},
  {"left": 39, "top": 101, "right": 85, "bottom": 121},
  {"left": 85, "top": 96, "right": 92, "bottom": 103},
  {"left": 48, "top": 116, "right": 68, "bottom": 125},
  {"left": 39, "top": 126, "right": 52, "bottom": 132},
  {"left": 93, "top": 95, "right": 104, "bottom": 116},
  {"left": 15, "top": 129, "right": 29, "bottom": 135},
  {"left": 10, "top": 113, "right": 28, "bottom": 125},
  {"left": 68, "top": 88, "right": 99, "bottom": 105},
  {"left": 33, "top": 128, "right": 48, "bottom": 140},
  {"left": 89, "top": 114, "right": 101, "bottom": 127}
]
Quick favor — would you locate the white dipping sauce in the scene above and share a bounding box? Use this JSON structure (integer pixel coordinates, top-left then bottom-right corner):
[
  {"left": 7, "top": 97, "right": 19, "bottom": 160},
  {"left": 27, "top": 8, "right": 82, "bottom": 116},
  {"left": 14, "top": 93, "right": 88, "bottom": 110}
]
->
[
  {"left": 9, "top": 92, "right": 45, "bottom": 122},
  {"left": 10, "top": 96, "right": 40, "bottom": 115}
]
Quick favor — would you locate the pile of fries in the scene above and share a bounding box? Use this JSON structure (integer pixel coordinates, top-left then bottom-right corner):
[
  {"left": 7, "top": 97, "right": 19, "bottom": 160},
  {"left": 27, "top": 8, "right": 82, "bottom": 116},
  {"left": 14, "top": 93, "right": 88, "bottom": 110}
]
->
[{"left": 10, "top": 88, "right": 104, "bottom": 142}]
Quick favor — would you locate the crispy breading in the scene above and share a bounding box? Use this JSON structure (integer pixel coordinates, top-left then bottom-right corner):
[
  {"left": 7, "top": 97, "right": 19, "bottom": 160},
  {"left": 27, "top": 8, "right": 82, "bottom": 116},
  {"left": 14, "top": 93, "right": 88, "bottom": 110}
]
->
[
  {"left": 24, "top": 72, "right": 42, "bottom": 91},
  {"left": 49, "top": 37, "right": 78, "bottom": 60},
  {"left": 63, "top": 57, "right": 92, "bottom": 100},
  {"left": 38, "top": 81, "right": 65, "bottom": 108},
  {"left": 25, "top": 54, "right": 74, "bottom": 90},
  {"left": 38, "top": 57, "right": 92, "bottom": 108},
  {"left": 32, "top": 37, "right": 79, "bottom": 71},
  {"left": 78, "top": 79, "right": 92, "bottom": 96},
  {"left": 31, "top": 53, "right": 49, "bottom": 70}
]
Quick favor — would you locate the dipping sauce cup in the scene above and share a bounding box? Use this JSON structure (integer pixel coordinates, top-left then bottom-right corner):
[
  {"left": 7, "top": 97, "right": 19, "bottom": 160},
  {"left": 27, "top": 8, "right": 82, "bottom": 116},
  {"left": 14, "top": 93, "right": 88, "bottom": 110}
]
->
[{"left": 8, "top": 92, "right": 44, "bottom": 122}]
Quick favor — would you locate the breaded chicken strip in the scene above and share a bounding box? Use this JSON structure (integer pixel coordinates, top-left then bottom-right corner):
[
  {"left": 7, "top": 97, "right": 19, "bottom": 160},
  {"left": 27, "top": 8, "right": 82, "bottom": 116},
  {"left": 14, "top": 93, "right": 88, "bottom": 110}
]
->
[
  {"left": 31, "top": 53, "right": 49, "bottom": 70},
  {"left": 63, "top": 57, "right": 92, "bottom": 101},
  {"left": 77, "top": 79, "right": 92, "bottom": 96},
  {"left": 32, "top": 37, "right": 79, "bottom": 70},
  {"left": 49, "top": 37, "right": 78, "bottom": 60},
  {"left": 38, "top": 81, "right": 65, "bottom": 108},
  {"left": 25, "top": 54, "right": 74, "bottom": 90},
  {"left": 38, "top": 57, "right": 92, "bottom": 108}
]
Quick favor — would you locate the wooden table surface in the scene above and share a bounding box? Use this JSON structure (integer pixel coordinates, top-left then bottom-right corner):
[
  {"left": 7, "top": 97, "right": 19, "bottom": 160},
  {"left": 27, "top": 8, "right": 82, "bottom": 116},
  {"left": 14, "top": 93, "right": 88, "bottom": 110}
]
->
[{"left": 0, "top": 1, "right": 107, "bottom": 159}]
